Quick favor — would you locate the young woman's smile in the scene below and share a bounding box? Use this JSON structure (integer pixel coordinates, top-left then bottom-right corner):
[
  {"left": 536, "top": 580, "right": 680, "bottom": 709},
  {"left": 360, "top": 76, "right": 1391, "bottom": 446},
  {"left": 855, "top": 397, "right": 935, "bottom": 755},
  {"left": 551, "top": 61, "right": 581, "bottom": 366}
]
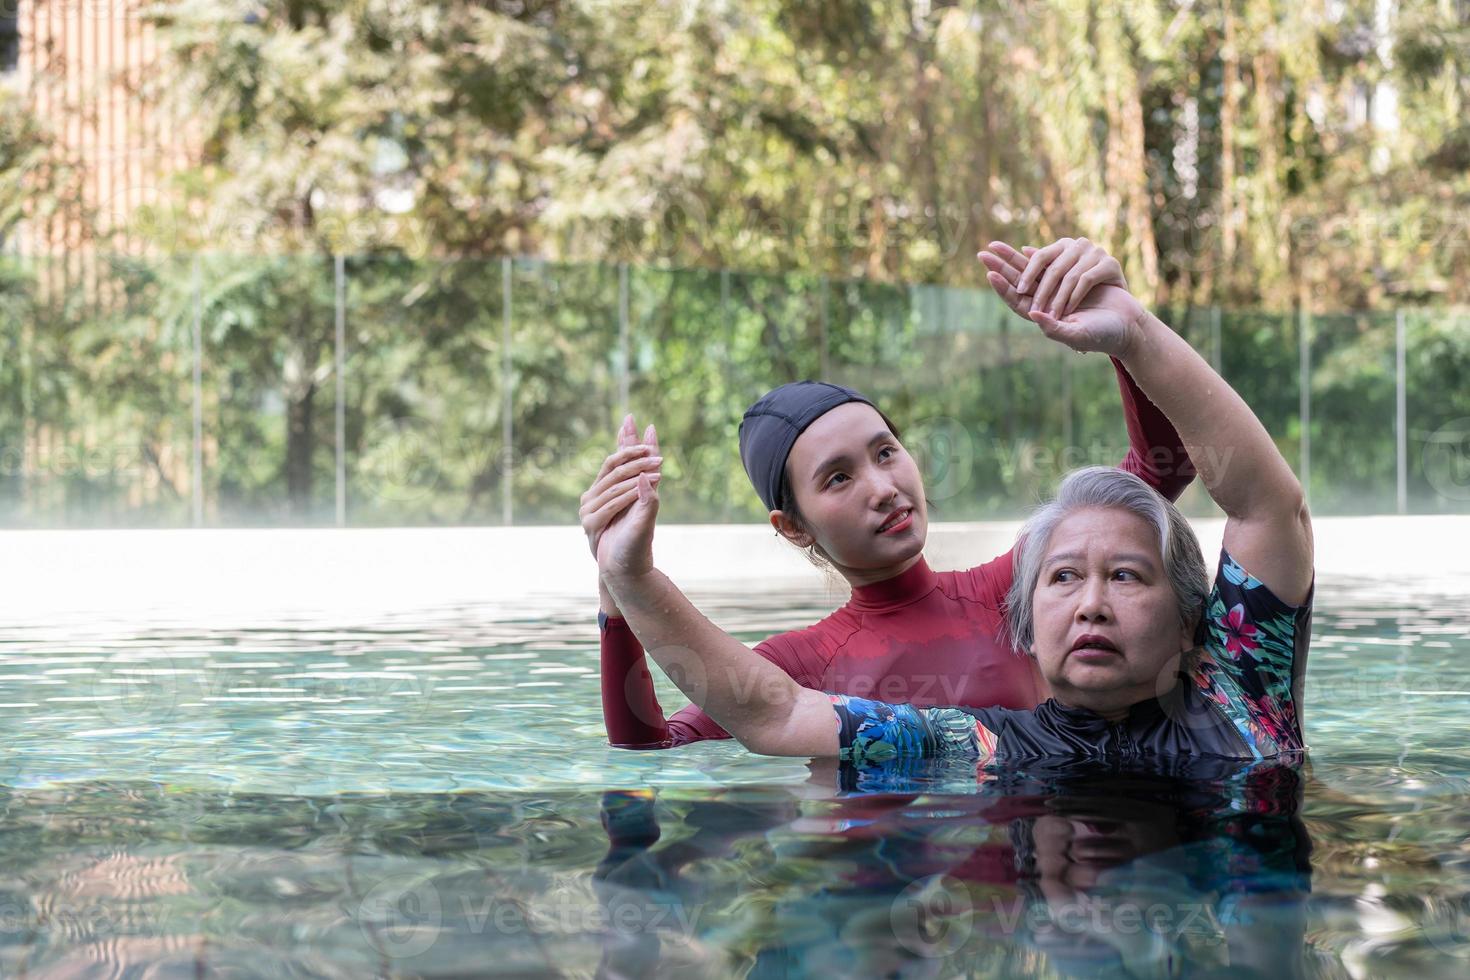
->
[{"left": 876, "top": 507, "right": 914, "bottom": 535}]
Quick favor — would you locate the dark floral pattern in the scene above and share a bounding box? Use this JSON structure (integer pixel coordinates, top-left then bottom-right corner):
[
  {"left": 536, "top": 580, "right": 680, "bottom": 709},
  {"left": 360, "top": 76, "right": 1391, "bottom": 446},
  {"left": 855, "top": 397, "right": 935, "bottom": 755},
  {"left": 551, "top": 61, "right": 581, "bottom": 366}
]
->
[
  {"left": 1192, "top": 550, "right": 1311, "bottom": 758},
  {"left": 831, "top": 694, "right": 995, "bottom": 766},
  {"left": 1219, "top": 604, "right": 1261, "bottom": 658}
]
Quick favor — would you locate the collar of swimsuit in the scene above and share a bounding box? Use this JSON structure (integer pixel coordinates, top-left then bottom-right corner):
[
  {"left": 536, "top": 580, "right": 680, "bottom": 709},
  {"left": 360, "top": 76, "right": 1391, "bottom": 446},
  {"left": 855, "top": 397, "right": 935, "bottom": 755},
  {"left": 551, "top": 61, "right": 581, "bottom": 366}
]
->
[{"left": 847, "top": 557, "right": 941, "bottom": 613}]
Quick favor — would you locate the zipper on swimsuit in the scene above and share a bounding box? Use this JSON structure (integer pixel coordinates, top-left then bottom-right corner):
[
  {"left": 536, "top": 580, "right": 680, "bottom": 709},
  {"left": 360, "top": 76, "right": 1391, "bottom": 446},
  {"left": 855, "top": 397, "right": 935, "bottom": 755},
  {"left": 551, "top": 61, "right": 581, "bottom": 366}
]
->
[
  {"left": 1109, "top": 719, "right": 1137, "bottom": 764},
  {"left": 1201, "top": 696, "right": 1259, "bottom": 758}
]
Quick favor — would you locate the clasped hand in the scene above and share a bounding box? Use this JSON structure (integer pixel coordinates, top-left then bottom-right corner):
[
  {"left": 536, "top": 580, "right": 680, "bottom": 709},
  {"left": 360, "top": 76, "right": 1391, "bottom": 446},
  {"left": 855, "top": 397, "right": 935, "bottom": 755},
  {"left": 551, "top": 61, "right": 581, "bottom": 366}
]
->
[{"left": 978, "top": 237, "right": 1147, "bottom": 359}]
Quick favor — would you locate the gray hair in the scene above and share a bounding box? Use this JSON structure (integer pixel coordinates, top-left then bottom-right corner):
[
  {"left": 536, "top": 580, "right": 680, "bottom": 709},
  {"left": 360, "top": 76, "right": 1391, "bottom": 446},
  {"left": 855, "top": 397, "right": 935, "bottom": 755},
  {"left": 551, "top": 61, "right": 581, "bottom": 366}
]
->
[{"left": 1003, "top": 466, "right": 1209, "bottom": 659}]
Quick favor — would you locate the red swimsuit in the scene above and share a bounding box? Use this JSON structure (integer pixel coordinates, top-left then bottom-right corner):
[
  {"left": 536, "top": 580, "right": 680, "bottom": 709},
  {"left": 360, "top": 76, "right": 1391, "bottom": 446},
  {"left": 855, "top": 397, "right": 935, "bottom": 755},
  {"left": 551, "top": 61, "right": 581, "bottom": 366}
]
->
[{"left": 600, "top": 358, "right": 1195, "bottom": 749}]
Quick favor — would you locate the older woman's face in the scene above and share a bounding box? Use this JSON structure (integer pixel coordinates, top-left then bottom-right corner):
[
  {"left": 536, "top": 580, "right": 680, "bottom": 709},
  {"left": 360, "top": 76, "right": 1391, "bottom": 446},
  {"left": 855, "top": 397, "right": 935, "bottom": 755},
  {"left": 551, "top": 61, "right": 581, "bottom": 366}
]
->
[{"left": 1030, "top": 507, "right": 1194, "bottom": 719}]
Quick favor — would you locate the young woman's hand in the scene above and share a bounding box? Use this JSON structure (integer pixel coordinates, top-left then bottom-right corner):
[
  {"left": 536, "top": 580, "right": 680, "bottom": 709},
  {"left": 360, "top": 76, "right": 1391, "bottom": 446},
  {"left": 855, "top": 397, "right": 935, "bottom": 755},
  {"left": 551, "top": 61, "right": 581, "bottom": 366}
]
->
[
  {"left": 586, "top": 416, "right": 662, "bottom": 581},
  {"left": 580, "top": 414, "right": 662, "bottom": 562},
  {"left": 978, "top": 238, "right": 1146, "bottom": 358}
]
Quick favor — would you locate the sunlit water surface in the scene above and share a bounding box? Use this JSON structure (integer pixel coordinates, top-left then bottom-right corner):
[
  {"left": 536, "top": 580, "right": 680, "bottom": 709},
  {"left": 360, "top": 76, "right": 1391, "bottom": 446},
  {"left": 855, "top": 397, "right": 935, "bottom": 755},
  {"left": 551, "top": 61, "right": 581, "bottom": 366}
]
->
[{"left": 1, "top": 575, "right": 1468, "bottom": 978}]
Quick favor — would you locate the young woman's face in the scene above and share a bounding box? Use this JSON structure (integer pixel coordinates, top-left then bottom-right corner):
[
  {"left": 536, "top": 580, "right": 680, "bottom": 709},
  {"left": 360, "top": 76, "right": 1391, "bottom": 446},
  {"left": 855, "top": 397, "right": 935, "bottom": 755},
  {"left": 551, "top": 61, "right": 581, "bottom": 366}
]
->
[
  {"left": 1029, "top": 507, "right": 1194, "bottom": 718},
  {"left": 777, "top": 403, "right": 928, "bottom": 575}
]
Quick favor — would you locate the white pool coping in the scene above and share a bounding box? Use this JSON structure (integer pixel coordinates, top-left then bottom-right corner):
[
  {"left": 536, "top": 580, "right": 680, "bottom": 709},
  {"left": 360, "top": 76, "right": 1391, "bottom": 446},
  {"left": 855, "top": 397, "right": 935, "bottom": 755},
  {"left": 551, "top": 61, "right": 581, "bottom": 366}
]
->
[{"left": 0, "top": 516, "right": 1465, "bottom": 629}]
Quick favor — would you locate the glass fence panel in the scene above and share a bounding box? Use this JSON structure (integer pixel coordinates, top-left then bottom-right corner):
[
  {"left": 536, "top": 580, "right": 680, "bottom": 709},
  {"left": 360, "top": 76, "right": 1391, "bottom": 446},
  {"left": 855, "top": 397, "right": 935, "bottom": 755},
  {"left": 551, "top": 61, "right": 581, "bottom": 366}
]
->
[
  {"left": 508, "top": 260, "right": 622, "bottom": 525},
  {"left": 626, "top": 266, "right": 749, "bottom": 523},
  {"left": 345, "top": 255, "right": 506, "bottom": 525},
  {"left": 1309, "top": 311, "right": 1397, "bottom": 515},
  {"left": 0, "top": 255, "right": 1456, "bottom": 525},
  {"left": 0, "top": 254, "right": 194, "bottom": 527},
  {"left": 195, "top": 253, "right": 337, "bottom": 525},
  {"left": 1407, "top": 310, "right": 1470, "bottom": 514}
]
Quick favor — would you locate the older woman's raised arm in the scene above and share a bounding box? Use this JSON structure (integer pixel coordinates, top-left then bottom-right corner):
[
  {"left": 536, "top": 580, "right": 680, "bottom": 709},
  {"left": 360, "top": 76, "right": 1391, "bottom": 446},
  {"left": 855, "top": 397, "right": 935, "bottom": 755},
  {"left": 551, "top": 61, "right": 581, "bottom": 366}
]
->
[
  {"left": 1112, "top": 307, "right": 1312, "bottom": 603},
  {"left": 981, "top": 239, "right": 1313, "bottom": 604}
]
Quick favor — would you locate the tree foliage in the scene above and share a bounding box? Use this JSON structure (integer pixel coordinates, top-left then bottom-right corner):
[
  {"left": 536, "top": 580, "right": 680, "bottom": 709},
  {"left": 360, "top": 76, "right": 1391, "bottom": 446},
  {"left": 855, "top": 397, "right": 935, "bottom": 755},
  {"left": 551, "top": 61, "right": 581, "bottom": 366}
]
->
[{"left": 0, "top": 0, "right": 1467, "bottom": 525}]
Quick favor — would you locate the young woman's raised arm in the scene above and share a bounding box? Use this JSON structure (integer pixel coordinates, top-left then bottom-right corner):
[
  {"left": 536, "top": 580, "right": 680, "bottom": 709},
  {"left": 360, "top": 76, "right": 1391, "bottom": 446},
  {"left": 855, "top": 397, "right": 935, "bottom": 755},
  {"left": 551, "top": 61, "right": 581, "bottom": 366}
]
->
[{"left": 982, "top": 239, "right": 1313, "bottom": 604}]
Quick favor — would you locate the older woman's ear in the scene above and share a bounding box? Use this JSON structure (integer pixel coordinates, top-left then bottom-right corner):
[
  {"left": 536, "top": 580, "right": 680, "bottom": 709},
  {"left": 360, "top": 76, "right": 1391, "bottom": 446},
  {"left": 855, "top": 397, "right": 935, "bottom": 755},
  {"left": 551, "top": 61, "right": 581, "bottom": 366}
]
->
[
  {"left": 1178, "top": 606, "right": 1209, "bottom": 670},
  {"left": 1190, "top": 602, "right": 1211, "bottom": 649}
]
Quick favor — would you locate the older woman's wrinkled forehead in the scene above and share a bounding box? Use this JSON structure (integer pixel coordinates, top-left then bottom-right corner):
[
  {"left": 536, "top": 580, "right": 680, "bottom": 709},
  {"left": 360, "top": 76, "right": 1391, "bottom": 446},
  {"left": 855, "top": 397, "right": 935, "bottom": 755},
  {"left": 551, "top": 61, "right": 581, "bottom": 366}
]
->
[{"left": 1037, "top": 506, "right": 1165, "bottom": 578}]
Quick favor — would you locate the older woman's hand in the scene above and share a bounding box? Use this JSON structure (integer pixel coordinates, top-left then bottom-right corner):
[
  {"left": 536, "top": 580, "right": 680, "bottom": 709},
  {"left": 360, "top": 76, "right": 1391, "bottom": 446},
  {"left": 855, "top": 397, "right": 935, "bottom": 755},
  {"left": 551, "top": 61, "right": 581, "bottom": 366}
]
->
[{"left": 978, "top": 238, "right": 1147, "bottom": 359}]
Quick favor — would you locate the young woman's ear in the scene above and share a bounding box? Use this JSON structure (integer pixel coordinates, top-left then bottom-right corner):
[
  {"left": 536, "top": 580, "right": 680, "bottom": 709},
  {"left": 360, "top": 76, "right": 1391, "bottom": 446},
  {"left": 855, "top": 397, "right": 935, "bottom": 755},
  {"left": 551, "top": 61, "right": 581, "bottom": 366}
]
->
[{"left": 769, "top": 510, "right": 815, "bottom": 549}]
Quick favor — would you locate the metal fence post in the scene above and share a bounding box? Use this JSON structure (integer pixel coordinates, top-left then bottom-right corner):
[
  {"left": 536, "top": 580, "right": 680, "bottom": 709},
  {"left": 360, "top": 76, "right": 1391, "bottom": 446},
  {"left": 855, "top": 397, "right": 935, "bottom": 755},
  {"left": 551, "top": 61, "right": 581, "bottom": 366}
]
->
[
  {"left": 1396, "top": 308, "right": 1407, "bottom": 515},
  {"left": 1061, "top": 350, "right": 1074, "bottom": 453},
  {"left": 819, "top": 277, "right": 831, "bottom": 382},
  {"left": 1299, "top": 305, "right": 1311, "bottom": 506},
  {"left": 720, "top": 267, "right": 734, "bottom": 522},
  {"left": 190, "top": 257, "right": 203, "bottom": 528},
  {"left": 618, "top": 263, "right": 630, "bottom": 420},
  {"left": 1210, "top": 305, "right": 1222, "bottom": 375},
  {"left": 502, "top": 257, "right": 514, "bottom": 527},
  {"left": 334, "top": 254, "right": 346, "bottom": 528}
]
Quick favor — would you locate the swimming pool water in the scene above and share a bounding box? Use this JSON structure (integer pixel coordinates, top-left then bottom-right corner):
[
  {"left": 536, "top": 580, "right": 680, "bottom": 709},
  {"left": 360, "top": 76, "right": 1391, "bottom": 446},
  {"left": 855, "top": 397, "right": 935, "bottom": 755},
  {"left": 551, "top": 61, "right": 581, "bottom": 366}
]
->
[{"left": 1, "top": 575, "right": 1468, "bottom": 977}]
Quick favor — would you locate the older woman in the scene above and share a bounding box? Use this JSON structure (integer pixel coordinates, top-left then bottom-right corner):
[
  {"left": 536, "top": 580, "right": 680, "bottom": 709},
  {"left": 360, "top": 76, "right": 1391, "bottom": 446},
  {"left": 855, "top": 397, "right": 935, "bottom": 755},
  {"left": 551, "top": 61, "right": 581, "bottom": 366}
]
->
[{"left": 597, "top": 238, "right": 1314, "bottom": 769}]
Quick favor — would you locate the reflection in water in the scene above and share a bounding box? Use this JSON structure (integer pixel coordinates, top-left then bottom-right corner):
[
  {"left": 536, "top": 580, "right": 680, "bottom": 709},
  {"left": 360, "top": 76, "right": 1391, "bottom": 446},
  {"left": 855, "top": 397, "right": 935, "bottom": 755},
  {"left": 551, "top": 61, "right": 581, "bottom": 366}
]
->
[
  {"left": 0, "top": 765, "right": 1464, "bottom": 976},
  {"left": 0, "top": 770, "right": 1319, "bottom": 978},
  {"left": 1013, "top": 768, "right": 1310, "bottom": 979},
  {"left": 593, "top": 762, "right": 1314, "bottom": 978}
]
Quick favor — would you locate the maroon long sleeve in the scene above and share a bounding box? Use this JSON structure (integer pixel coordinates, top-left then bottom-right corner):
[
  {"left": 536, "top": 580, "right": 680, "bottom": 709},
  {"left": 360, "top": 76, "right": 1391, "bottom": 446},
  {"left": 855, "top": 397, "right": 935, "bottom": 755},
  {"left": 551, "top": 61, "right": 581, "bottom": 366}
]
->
[
  {"left": 1109, "top": 355, "right": 1196, "bottom": 501},
  {"left": 598, "top": 360, "right": 1196, "bottom": 749},
  {"left": 599, "top": 614, "right": 675, "bottom": 748}
]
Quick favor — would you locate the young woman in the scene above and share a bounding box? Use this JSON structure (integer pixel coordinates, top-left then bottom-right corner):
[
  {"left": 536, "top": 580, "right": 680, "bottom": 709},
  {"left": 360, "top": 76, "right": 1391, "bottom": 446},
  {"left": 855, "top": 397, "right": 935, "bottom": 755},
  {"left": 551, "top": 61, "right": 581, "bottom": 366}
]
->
[
  {"left": 595, "top": 239, "right": 1314, "bottom": 768},
  {"left": 581, "top": 240, "right": 1197, "bottom": 749}
]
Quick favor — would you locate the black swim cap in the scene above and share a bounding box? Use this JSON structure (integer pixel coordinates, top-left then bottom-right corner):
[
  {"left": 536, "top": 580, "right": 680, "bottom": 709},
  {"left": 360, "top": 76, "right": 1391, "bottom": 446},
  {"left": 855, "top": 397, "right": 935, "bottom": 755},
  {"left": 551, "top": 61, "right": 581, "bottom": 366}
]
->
[{"left": 738, "top": 381, "right": 899, "bottom": 513}]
